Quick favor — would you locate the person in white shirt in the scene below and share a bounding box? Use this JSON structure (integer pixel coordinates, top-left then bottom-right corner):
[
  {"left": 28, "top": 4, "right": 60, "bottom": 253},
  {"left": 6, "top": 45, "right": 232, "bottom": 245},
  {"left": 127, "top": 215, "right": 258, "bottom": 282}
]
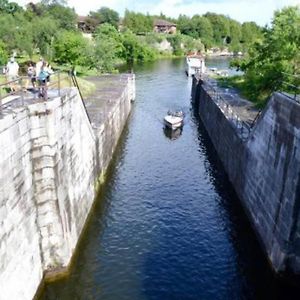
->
[{"left": 6, "top": 57, "right": 19, "bottom": 92}]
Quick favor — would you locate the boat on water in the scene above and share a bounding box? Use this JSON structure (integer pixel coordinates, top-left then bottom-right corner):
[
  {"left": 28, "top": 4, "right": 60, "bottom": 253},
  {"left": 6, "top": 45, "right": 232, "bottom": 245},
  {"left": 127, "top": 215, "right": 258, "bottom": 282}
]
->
[
  {"left": 164, "top": 110, "right": 184, "bottom": 130},
  {"left": 185, "top": 53, "right": 206, "bottom": 76}
]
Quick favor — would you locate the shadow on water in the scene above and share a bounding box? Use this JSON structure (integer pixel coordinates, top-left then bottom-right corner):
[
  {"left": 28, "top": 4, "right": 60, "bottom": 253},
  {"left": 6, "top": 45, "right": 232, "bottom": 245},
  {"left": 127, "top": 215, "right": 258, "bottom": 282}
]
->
[
  {"left": 190, "top": 108, "right": 300, "bottom": 300},
  {"left": 163, "top": 126, "right": 183, "bottom": 141}
]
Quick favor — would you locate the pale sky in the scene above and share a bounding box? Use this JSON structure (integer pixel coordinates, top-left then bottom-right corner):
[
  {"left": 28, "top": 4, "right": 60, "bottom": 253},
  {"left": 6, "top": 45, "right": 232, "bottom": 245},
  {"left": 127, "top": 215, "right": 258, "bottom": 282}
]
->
[{"left": 16, "top": 0, "right": 300, "bottom": 26}]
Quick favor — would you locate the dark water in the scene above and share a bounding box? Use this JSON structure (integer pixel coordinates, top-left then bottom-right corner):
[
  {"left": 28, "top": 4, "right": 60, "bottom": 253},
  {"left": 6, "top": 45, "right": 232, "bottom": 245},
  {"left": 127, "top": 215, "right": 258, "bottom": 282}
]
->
[{"left": 41, "top": 58, "right": 298, "bottom": 300}]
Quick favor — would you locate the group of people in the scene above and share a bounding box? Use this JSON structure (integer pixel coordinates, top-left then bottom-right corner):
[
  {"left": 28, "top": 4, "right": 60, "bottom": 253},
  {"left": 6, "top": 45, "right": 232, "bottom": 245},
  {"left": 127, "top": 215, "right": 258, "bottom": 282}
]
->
[{"left": 4, "top": 57, "right": 53, "bottom": 98}]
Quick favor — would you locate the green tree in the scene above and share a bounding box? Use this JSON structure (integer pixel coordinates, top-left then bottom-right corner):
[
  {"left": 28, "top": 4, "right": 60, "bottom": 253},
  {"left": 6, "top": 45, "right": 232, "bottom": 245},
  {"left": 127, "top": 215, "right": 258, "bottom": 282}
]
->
[
  {"left": 31, "top": 16, "right": 59, "bottom": 58},
  {"left": 88, "top": 7, "right": 119, "bottom": 29},
  {"left": 0, "top": 13, "right": 33, "bottom": 55},
  {"left": 0, "top": 0, "right": 22, "bottom": 14},
  {"left": 166, "top": 34, "right": 184, "bottom": 56},
  {"left": 192, "top": 15, "right": 214, "bottom": 48},
  {"left": 0, "top": 40, "right": 8, "bottom": 65},
  {"left": 45, "top": 3, "right": 77, "bottom": 30},
  {"left": 228, "top": 19, "right": 242, "bottom": 52},
  {"left": 121, "top": 30, "right": 157, "bottom": 62},
  {"left": 240, "top": 6, "right": 300, "bottom": 103},
  {"left": 53, "top": 31, "right": 92, "bottom": 67},
  {"left": 177, "top": 15, "right": 196, "bottom": 37},
  {"left": 123, "top": 10, "right": 153, "bottom": 34},
  {"left": 92, "top": 23, "right": 124, "bottom": 72},
  {"left": 181, "top": 35, "right": 204, "bottom": 54},
  {"left": 240, "top": 22, "right": 263, "bottom": 51},
  {"left": 204, "top": 13, "right": 230, "bottom": 46}
]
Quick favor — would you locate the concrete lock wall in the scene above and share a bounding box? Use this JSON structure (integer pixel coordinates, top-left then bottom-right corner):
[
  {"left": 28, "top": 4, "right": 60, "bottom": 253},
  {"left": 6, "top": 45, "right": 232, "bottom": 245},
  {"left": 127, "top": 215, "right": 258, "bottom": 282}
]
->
[
  {"left": 193, "top": 77, "right": 300, "bottom": 279},
  {"left": 0, "top": 78, "right": 134, "bottom": 300}
]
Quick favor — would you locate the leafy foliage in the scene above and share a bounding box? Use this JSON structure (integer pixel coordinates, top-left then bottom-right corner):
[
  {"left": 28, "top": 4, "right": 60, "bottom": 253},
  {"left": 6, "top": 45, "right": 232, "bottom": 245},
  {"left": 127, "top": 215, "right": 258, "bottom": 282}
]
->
[
  {"left": 123, "top": 10, "right": 153, "bottom": 34},
  {"left": 53, "top": 31, "right": 92, "bottom": 66},
  {"left": 93, "top": 23, "right": 123, "bottom": 72},
  {"left": 121, "top": 30, "right": 157, "bottom": 63},
  {"left": 87, "top": 7, "right": 120, "bottom": 32},
  {"left": 0, "top": 40, "right": 8, "bottom": 65},
  {"left": 238, "top": 6, "right": 300, "bottom": 104}
]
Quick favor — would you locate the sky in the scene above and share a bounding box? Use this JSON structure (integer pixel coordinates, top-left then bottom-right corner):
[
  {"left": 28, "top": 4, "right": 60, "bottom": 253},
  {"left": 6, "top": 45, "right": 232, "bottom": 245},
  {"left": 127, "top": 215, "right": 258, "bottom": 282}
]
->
[{"left": 15, "top": 0, "right": 300, "bottom": 26}]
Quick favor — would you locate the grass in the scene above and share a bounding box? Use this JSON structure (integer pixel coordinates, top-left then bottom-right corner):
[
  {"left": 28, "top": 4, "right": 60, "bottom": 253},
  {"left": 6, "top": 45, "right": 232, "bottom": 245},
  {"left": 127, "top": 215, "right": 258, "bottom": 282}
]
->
[
  {"left": 217, "top": 75, "right": 268, "bottom": 109},
  {"left": 48, "top": 72, "right": 96, "bottom": 98}
]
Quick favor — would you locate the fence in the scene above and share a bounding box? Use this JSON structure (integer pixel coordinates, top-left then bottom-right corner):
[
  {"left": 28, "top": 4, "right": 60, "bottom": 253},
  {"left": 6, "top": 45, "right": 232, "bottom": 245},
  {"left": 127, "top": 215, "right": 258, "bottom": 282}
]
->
[
  {"left": 280, "top": 72, "right": 300, "bottom": 102},
  {"left": 203, "top": 80, "right": 252, "bottom": 141},
  {"left": 0, "top": 71, "right": 73, "bottom": 114}
]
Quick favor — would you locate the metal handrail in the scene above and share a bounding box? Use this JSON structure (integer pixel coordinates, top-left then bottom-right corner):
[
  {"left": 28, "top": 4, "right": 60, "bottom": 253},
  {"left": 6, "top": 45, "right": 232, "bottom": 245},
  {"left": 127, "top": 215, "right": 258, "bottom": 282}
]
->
[
  {"left": 0, "top": 71, "right": 72, "bottom": 112},
  {"left": 281, "top": 72, "right": 300, "bottom": 78},
  {"left": 279, "top": 72, "right": 300, "bottom": 101},
  {"left": 203, "top": 82, "right": 252, "bottom": 140},
  {"left": 70, "top": 73, "right": 91, "bottom": 124}
]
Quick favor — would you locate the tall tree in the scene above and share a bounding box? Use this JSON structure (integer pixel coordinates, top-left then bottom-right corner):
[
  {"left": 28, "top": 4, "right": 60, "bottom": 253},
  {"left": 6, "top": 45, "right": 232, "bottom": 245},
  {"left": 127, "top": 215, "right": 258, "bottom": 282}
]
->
[
  {"left": 192, "top": 15, "right": 214, "bottom": 48},
  {"left": 123, "top": 10, "right": 153, "bottom": 34},
  {"left": 88, "top": 7, "right": 119, "bottom": 29},
  {"left": 240, "top": 6, "right": 300, "bottom": 102},
  {"left": 0, "top": 0, "right": 22, "bottom": 14},
  {"left": 204, "top": 13, "right": 230, "bottom": 46},
  {"left": 53, "top": 31, "right": 92, "bottom": 66},
  {"left": 46, "top": 3, "right": 77, "bottom": 30}
]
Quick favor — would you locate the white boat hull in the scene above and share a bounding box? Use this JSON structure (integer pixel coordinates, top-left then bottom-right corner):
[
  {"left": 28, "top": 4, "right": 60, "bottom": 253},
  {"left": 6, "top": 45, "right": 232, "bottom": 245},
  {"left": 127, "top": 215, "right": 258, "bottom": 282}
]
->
[{"left": 164, "top": 115, "right": 183, "bottom": 130}]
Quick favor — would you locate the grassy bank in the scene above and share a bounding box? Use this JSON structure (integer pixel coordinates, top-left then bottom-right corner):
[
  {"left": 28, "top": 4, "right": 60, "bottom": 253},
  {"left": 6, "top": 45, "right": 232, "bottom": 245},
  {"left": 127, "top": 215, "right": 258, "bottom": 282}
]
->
[{"left": 217, "top": 75, "right": 269, "bottom": 109}]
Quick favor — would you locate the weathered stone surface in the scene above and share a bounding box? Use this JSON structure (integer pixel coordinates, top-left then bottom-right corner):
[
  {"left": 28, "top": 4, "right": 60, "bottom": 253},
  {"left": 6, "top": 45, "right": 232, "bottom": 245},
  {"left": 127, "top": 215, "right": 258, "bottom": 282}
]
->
[
  {"left": 0, "top": 74, "right": 135, "bottom": 300},
  {"left": 192, "top": 77, "right": 300, "bottom": 280}
]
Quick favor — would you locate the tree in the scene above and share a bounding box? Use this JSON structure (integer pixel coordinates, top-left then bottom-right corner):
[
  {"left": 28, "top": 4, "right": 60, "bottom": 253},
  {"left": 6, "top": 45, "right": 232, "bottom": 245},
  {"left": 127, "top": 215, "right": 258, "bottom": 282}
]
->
[
  {"left": 228, "top": 19, "right": 242, "bottom": 52},
  {"left": 0, "top": 0, "right": 22, "bottom": 14},
  {"left": 240, "top": 22, "right": 263, "bottom": 51},
  {"left": 92, "top": 23, "right": 124, "bottom": 72},
  {"left": 53, "top": 31, "right": 92, "bottom": 66},
  {"left": 192, "top": 15, "right": 214, "bottom": 48},
  {"left": 88, "top": 7, "right": 119, "bottom": 30},
  {"left": 166, "top": 34, "right": 184, "bottom": 56},
  {"left": 0, "top": 40, "right": 8, "bottom": 65},
  {"left": 0, "top": 13, "right": 33, "bottom": 55},
  {"left": 177, "top": 15, "right": 195, "bottom": 37},
  {"left": 45, "top": 3, "right": 77, "bottom": 30},
  {"left": 120, "top": 29, "right": 157, "bottom": 63},
  {"left": 123, "top": 10, "right": 153, "bottom": 34},
  {"left": 31, "top": 16, "right": 59, "bottom": 58},
  {"left": 204, "top": 13, "right": 230, "bottom": 46},
  {"left": 240, "top": 6, "right": 300, "bottom": 102}
]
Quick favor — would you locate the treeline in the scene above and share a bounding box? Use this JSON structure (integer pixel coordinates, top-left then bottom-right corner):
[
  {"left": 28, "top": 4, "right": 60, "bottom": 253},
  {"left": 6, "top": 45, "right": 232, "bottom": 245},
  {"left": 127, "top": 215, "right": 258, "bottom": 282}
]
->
[
  {"left": 177, "top": 13, "right": 262, "bottom": 52},
  {"left": 230, "top": 6, "right": 300, "bottom": 106},
  {"left": 0, "top": 0, "right": 263, "bottom": 73}
]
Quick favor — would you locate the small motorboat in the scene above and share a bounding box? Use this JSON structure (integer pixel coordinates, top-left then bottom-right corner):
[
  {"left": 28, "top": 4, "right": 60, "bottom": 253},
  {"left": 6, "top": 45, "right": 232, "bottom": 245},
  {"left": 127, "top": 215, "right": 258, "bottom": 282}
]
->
[{"left": 164, "top": 110, "right": 184, "bottom": 130}]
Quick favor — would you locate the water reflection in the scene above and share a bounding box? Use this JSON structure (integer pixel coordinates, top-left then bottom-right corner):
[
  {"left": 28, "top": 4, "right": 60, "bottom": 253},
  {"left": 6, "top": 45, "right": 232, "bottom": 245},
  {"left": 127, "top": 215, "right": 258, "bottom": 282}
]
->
[{"left": 163, "top": 126, "right": 183, "bottom": 140}]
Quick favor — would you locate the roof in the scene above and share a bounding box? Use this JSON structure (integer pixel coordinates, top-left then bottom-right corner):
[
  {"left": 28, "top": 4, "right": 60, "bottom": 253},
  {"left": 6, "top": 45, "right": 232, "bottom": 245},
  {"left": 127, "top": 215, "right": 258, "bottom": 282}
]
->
[
  {"left": 78, "top": 16, "right": 88, "bottom": 22},
  {"left": 154, "top": 19, "right": 176, "bottom": 27}
]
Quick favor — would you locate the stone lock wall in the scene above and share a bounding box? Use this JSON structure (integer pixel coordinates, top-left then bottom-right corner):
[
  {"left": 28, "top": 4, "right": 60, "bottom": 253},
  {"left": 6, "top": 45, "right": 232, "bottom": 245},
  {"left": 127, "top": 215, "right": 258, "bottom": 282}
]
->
[
  {"left": 0, "top": 76, "right": 135, "bottom": 300},
  {"left": 193, "top": 77, "right": 300, "bottom": 279}
]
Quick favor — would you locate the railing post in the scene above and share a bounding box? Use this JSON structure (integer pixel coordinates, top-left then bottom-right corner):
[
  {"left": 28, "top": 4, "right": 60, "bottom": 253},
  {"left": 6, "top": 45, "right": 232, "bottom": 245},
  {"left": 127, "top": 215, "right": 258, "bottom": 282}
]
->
[
  {"left": 58, "top": 71, "right": 61, "bottom": 97},
  {"left": 0, "top": 88, "right": 2, "bottom": 116},
  {"left": 20, "top": 78, "right": 24, "bottom": 106}
]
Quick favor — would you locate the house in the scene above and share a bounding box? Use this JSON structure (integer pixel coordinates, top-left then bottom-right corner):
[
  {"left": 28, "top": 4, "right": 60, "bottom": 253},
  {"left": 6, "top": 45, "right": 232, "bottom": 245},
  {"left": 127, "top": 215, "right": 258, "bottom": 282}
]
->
[
  {"left": 77, "top": 16, "right": 93, "bottom": 33},
  {"left": 153, "top": 19, "right": 176, "bottom": 34}
]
